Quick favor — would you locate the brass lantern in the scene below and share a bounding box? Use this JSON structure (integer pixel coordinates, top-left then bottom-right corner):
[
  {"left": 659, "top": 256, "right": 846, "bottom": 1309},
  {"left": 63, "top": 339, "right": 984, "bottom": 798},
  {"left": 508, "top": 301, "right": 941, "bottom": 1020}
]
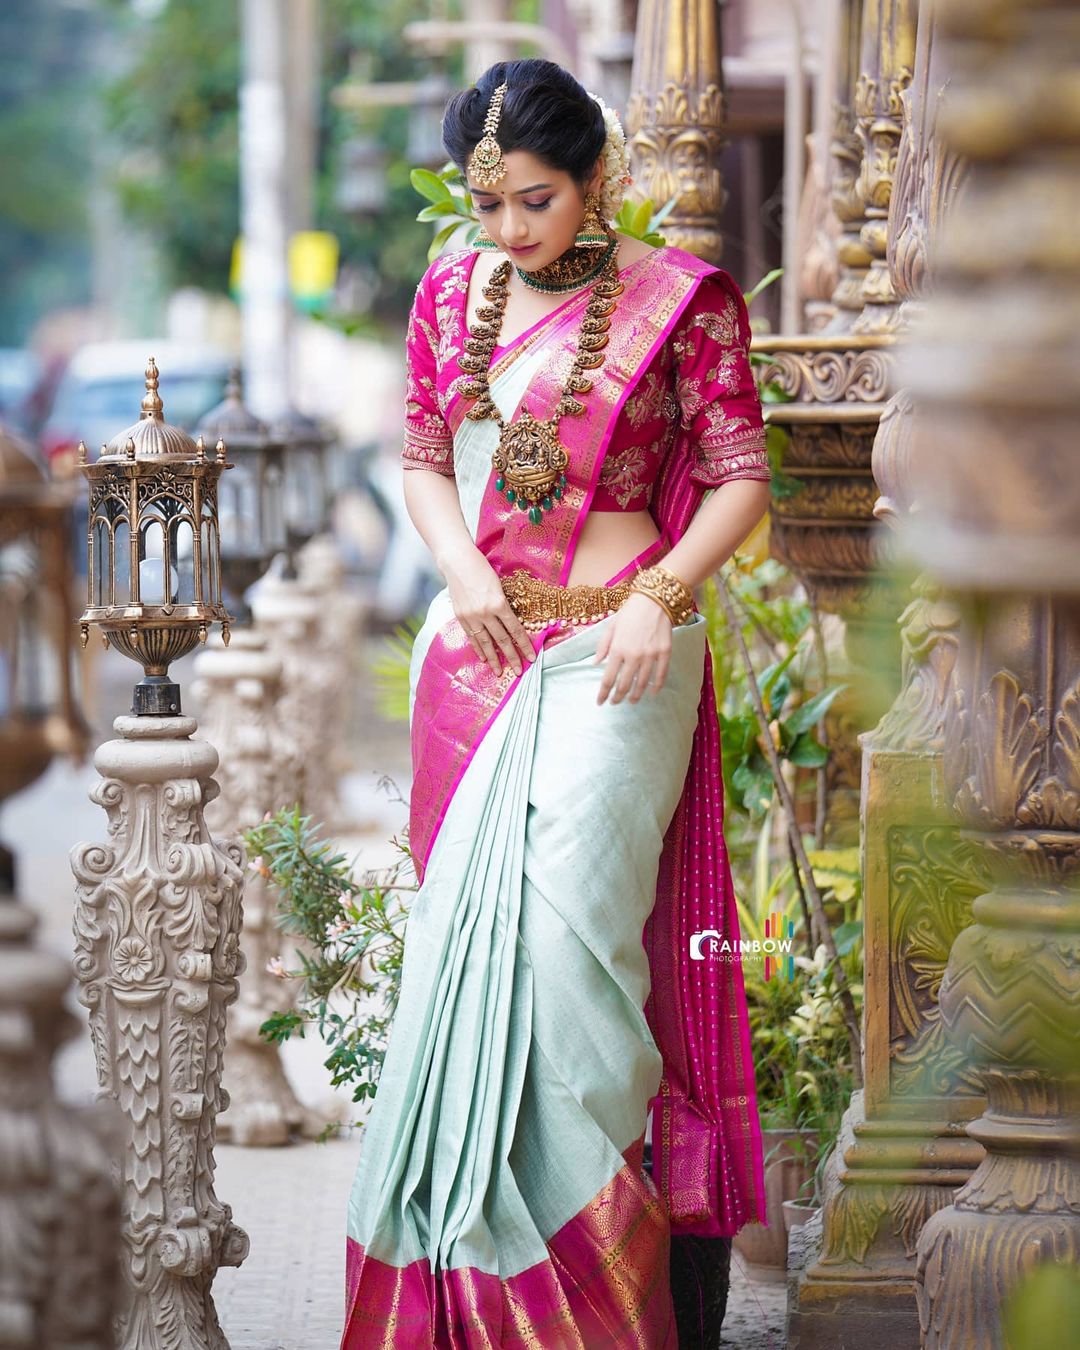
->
[
  {"left": 195, "top": 368, "right": 286, "bottom": 624},
  {"left": 79, "top": 358, "right": 232, "bottom": 716},
  {"left": 272, "top": 406, "right": 333, "bottom": 562},
  {"left": 0, "top": 423, "right": 88, "bottom": 812}
]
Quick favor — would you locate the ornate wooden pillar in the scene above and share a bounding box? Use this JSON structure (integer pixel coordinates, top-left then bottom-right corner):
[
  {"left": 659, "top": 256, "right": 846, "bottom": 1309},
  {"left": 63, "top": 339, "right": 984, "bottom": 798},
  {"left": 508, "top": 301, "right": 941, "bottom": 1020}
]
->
[
  {"left": 785, "top": 6, "right": 987, "bottom": 1344},
  {"left": 827, "top": 0, "right": 916, "bottom": 335},
  {"left": 625, "top": 0, "right": 726, "bottom": 263},
  {"left": 851, "top": 0, "right": 917, "bottom": 334},
  {"left": 904, "top": 0, "right": 1080, "bottom": 1342},
  {"left": 826, "top": 0, "right": 868, "bottom": 329},
  {"left": 756, "top": 0, "right": 921, "bottom": 841}
]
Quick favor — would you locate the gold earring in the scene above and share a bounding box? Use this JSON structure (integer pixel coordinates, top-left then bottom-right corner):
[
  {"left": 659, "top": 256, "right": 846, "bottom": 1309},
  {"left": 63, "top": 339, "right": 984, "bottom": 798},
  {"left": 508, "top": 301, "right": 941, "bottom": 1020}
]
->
[
  {"left": 574, "top": 192, "right": 608, "bottom": 249},
  {"left": 471, "top": 225, "right": 500, "bottom": 252}
]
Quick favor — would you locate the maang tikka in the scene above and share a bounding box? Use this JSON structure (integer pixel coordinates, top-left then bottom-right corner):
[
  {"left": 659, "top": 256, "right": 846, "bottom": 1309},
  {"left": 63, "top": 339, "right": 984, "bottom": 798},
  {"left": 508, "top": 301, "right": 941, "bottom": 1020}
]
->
[{"left": 467, "top": 82, "right": 509, "bottom": 188}]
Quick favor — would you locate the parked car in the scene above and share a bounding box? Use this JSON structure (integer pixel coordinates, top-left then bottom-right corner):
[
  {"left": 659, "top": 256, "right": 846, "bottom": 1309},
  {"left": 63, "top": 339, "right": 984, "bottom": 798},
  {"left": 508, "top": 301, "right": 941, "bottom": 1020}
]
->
[
  {"left": 0, "top": 347, "right": 44, "bottom": 435},
  {"left": 40, "top": 339, "right": 231, "bottom": 477}
]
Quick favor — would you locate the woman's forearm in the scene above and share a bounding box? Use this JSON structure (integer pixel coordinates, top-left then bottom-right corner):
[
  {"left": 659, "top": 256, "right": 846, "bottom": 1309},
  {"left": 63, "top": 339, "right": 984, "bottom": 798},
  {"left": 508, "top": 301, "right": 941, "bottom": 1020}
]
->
[
  {"left": 402, "top": 468, "right": 480, "bottom": 575},
  {"left": 661, "top": 478, "right": 771, "bottom": 589}
]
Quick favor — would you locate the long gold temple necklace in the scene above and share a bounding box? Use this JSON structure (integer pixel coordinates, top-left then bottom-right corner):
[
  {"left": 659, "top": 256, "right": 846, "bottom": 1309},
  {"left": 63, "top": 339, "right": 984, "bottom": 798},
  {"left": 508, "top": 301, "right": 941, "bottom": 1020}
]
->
[{"left": 458, "top": 239, "right": 624, "bottom": 524}]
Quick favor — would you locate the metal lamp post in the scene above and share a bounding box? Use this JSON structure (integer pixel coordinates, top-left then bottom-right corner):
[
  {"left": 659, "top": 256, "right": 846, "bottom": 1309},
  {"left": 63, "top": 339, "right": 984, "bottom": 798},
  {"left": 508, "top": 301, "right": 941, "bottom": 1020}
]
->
[
  {"left": 79, "top": 357, "right": 232, "bottom": 716},
  {"left": 196, "top": 367, "right": 287, "bottom": 625},
  {"left": 70, "top": 359, "right": 249, "bottom": 1349},
  {"left": 273, "top": 404, "right": 332, "bottom": 566},
  {"left": 0, "top": 424, "right": 119, "bottom": 1347}
]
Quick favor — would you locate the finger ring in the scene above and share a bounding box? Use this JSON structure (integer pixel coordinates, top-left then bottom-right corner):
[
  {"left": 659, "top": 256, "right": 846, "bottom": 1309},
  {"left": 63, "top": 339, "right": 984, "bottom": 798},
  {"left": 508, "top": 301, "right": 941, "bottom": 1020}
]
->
[{"left": 464, "top": 627, "right": 482, "bottom": 637}]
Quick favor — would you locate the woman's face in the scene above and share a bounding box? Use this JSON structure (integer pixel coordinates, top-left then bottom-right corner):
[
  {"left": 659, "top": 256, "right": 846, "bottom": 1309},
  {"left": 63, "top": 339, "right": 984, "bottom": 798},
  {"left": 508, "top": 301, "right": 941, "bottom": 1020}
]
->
[{"left": 468, "top": 148, "right": 602, "bottom": 273}]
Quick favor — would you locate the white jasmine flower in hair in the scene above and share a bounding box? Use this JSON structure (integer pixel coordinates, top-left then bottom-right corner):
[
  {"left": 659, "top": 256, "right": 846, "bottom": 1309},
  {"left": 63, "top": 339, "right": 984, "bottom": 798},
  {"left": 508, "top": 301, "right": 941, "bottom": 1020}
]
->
[{"left": 589, "top": 93, "right": 633, "bottom": 221}]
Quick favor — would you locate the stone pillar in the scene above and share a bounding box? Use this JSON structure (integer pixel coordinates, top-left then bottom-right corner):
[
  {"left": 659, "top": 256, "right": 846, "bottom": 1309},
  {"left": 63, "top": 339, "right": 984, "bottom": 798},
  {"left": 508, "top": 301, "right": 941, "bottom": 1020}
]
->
[
  {"left": 71, "top": 716, "right": 248, "bottom": 1349},
  {"left": 785, "top": 8, "right": 984, "bottom": 1343},
  {"left": 0, "top": 896, "right": 120, "bottom": 1347},
  {"left": 192, "top": 631, "right": 314, "bottom": 1146},
  {"left": 297, "top": 533, "right": 367, "bottom": 810},
  {"left": 851, "top": 0, "right": 917, "bottom": 335},
  {"left": 250, "top": 572, "right": 340, "bottom": 829},
  {"left": 903, "top": 0, "right": 1080, "bottom": 1341},
  {"left": 625, "top": 0, "right": 726, "bottom": 263}
]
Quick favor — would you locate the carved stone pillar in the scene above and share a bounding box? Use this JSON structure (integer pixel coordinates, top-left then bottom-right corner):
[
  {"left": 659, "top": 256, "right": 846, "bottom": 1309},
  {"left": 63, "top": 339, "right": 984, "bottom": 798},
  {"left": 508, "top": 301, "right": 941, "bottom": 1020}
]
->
[
  {"left": 625, "top": 0, "right": 726, "bottom": 263},
  {"left": 192, "top": 630, "right": 314, "bottom": 1146},
  {"left": 903, "top": 0, "right": 1080, "bottom": 1342},
  {"left": 251, "top": 572, "right": 340, "bottom": 829},
  {"left": 851, "top": 0, "right": 917, "bottom": 335},
  {"left": 785, "top": 9, "right": 984, "bottom": 1344},
  {"left": 71, "top": 716, "right": 248, "bottom": 1349},
  {"left": 297, "top": 533, "right": 367, "bottom": 812},
  {"left": 0, "top": 896, "right": 120, "bottom": 1347}
]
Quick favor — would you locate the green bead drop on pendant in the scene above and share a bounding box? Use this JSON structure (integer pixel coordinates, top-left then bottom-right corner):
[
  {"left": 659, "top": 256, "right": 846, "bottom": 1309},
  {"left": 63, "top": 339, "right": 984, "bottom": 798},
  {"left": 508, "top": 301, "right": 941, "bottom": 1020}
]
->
[
  {"left": 554, "top": 485, "right": 563, "bottom": 501},
  {"left": 559, "top": 474, "right": 567, "bottom": 487},
  {"left": 506, "top": 489, "right": 516, "bottom": 505},
  {"left": 541, "top": 496, "right": 552, "bottom": 511},
  {"left": 518, "top": 496, "right": 529, "bottom": 512},
  {"left": 529, "top": 505, "right": 542, "bottom": 525},
  {"left": 495, "top": 475, "right": 505, "bottom": 492}
]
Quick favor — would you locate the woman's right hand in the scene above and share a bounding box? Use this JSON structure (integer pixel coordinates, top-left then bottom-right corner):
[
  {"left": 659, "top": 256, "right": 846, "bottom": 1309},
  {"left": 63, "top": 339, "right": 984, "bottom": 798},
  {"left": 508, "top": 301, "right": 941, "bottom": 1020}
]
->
[{"left": 439, "top": 544, "right": 536, "bottom": 677}]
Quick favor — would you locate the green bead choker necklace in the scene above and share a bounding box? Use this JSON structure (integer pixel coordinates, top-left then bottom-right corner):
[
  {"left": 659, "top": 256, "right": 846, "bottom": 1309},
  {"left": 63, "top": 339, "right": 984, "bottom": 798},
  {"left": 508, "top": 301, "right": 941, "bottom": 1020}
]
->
[{"left": 514, "top": 235, "right": 618, "bottom": 295}]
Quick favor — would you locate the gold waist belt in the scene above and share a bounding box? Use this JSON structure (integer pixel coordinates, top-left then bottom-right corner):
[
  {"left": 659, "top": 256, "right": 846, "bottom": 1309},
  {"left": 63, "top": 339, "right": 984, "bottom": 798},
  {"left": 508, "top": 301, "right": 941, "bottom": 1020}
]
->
[{"left": 501, "top": 568, "right": 633, "bottom": 633}]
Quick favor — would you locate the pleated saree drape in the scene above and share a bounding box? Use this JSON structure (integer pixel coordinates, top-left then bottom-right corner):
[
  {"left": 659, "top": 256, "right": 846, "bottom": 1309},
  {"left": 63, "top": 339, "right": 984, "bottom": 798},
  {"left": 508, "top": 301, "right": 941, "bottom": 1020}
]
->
[{"left": 342, "top": 248, "right": 765, "bottom": 1349}]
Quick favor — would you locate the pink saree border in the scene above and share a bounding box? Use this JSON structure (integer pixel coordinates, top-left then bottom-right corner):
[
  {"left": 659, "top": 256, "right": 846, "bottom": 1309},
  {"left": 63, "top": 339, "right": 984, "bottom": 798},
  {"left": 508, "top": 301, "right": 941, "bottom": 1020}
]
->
[{"left": 342, "top": 1140, "right": 676, "bottom": 1349}]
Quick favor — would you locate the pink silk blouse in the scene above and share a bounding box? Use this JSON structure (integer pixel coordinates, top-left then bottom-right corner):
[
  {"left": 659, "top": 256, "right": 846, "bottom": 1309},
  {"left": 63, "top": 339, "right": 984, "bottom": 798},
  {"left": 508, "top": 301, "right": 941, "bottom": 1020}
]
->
[{"left": 401, "top": 249, "right": 770, "bottom": 509}]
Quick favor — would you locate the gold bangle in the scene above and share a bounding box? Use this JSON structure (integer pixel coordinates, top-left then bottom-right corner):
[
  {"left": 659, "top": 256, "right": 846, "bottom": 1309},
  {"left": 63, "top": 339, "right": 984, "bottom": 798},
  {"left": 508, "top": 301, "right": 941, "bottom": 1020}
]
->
[{"left": 629, "top": 564, "right": 694, "bottom": 626}]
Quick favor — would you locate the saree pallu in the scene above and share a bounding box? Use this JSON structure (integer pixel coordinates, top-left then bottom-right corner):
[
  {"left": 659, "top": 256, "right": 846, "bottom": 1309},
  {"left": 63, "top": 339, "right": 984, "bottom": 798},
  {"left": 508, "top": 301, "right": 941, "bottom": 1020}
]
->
[{"left": 343, "top": 247, "right": 765, "bottom": 1348}]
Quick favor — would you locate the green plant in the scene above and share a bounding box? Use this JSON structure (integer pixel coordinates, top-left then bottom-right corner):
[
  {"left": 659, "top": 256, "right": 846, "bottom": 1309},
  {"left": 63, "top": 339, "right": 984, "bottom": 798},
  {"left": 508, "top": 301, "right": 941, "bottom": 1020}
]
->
[
  {"left": 244, "top": 806, "right": 415, "bottom": 1122},
  {"left": 700, "top": 561, "right": 844, "bottom": 822}
]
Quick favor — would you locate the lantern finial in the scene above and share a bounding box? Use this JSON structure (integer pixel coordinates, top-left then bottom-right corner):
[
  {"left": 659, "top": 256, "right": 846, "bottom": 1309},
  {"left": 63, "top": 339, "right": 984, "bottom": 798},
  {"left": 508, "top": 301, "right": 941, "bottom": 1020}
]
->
[{"left": 140, "top": 357, "right": 163, "bottom": 421}]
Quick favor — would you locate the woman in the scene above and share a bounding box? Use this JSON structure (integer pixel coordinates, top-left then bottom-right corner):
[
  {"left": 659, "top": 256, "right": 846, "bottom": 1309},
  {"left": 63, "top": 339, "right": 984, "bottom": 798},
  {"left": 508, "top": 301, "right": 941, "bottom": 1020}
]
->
[{"left": 343, "top": 60, "right": 768, "bottom": 1349}]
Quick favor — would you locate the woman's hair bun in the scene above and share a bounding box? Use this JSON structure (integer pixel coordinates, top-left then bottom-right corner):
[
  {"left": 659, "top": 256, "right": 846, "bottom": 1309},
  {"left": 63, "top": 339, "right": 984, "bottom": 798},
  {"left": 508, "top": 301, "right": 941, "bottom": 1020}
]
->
[{"left": 442, "top": 59, "right": 607, "bottom": 183}]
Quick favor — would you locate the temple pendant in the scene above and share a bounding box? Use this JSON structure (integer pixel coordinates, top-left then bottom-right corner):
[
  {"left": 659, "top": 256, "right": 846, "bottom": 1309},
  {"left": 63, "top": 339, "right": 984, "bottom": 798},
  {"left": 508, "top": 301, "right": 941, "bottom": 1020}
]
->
[{"left": 491, "top": 411, "right": 569, "bottom": 526}]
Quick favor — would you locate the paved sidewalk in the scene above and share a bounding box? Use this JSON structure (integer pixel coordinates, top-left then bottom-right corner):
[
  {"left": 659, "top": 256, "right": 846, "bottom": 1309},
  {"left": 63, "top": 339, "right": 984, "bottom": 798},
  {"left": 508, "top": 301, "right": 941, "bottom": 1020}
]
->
[{"left": 214, "top": 1136, "right": 359, "bottom": 1349}]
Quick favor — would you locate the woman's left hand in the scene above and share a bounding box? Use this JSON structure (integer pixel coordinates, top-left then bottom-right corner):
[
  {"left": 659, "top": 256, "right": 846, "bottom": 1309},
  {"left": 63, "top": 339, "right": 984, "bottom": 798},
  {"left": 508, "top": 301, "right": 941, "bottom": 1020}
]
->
[{"left": 594, "top": 593, "right": 674, "bottom": 705}]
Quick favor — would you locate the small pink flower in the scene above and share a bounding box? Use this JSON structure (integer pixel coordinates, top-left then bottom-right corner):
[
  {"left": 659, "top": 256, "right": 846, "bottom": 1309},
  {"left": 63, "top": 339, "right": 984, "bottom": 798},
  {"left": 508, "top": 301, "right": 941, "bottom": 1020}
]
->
[{"left": 266, "top": 956, "right": 289, "bottom": 979}]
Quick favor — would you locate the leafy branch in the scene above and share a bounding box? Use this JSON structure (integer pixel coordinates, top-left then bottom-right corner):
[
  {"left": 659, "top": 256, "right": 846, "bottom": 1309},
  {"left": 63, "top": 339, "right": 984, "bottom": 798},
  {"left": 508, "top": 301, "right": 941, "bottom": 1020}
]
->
[{"left": 244, "top": 805, "right": 415, "bottom": 1112}]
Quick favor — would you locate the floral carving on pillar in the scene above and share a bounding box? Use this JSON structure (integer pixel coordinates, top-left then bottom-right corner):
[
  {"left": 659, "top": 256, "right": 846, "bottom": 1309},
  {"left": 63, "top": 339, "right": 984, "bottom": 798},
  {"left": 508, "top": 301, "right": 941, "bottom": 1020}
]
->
[
  {"left": 71, "top": 715, "right": 248, "bottom": 1349},
  {"left": 0, "top": 899, "right": 121, "bottom": 1347},
  {"left": 626, "top": 0, "right": 726, "bottom": 263}
]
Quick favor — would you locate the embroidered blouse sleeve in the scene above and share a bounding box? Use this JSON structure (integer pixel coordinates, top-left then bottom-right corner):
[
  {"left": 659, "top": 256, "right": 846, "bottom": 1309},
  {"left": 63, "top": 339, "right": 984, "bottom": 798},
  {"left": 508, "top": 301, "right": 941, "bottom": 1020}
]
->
[
  {"left": 672, "top": 271, "right": 770, "bottom": 489},
  {"left": 401, "top": 268, "right": 455, "bottom": 475}
]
